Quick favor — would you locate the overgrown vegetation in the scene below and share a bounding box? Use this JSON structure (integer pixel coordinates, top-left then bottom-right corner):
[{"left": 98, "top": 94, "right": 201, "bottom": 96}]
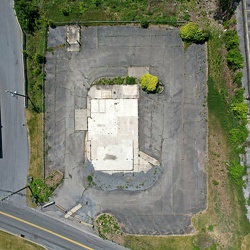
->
[
  {"left": 180, "top": 22, "right": 208, "bottom": 43},
  {"left": 30, "top": 171, "right": 63, "bottom": 204},
  {"left": 215, "top": 0, "right": 239, "bottom": 21},
  {"left": 95, "top": 213, "right": 123, "bottom": 242},
  {"left": 14, "top": 0, "right": 40, "bottom": 33},
  {"left": 95, "top": 76, "right": 137, "bottom": 85},
  {"left": 41, "top": 0, "right": 180, "bottom": 25},
  {"left": 140, "top": 73, "right": 159, "bottom": 92}
]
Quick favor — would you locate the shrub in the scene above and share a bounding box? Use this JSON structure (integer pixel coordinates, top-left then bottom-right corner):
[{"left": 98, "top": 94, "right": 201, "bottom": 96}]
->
[
  {"left": 33, "top": 67, "right": 42, "bottom": 76},
  {"left": 233, "top": 71, "right": 243, "bottom": 87},
  {"left": 141, "top": 19, "right": 149, "bottom": 29},
  {"left": 92, "top": 0, "right": 103, "bottom": 7},
  {"left": 231, "top": 88, "right": 245, "bottom": 104},
  {"left": 116, "top": 76, "right": 124, "bottom": 85},
  {"left": 223, "top": 30, "right": 239, "bottom": 50},
  {"left": 140, "top": 73, "right": 159, "bottom": 92},
  {"left": 228, "top": 161, "right": 245, "bottom": 186},
  {"left": 125, "top": 76, "right": 136, "bottom": 85},
  {"left": 14, "top": 0, "right": 40, "bottom": 33},
  {"left": 87, "top": 175, "right": 93, "bottom": 183},
  {"left": 61, "top": 6, "right": 70, "bottom": 16},
  {"left": 30, "top": 179, "right": 51, "bottom": 203},
  {"left": 231, "top": 102, "right": 248, "bottom": 120},
  {"left": 223, "top": 18, "right": 237, "bottom": 29},
  {"left": 34, "top": 53, "right": 45, "bottom": 64},
  {"left": 226, "top": 48, "right": 244, "bottom": 70},
  {"left": 180, "top": 22, "right": 208, "bottom": 43},
  {"left": 229, "top": 126, "right": 248, "bottom": 145}
]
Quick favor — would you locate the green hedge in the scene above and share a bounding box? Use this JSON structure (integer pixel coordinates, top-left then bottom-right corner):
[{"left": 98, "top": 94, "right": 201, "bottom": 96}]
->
[
  {"left": 180, "top": 22, "right": 208, "bottom": 43},
  {"left": 140, "top": 73, "right": 159, "bottom": 92}
]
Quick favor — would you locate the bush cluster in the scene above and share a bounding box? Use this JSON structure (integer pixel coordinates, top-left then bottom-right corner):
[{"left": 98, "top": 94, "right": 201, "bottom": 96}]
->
[
  {"left": 233, "top": 71, "right": 243, "bottom": 87},
  {"left": 96, "top": 213, "right": 123, "bottom": 240},
  {"left": 30, "top": 179, "right": 53, "bottom": 204},
  {"left": 228, "top": 161, "right": 245, "bottom": 187},
  {"left": 223, "top": 30, "right": 244, "bottom": 70},
  {"left": 14, "top": 0, "right": 40, "bottom": 33},
  {"left": 95, "top": 76, "right": 137, "bottom": 85},
  {"left": 180, "top": 22, "right": 208, "bottom": 44},
  {"left": 229, "top": 88, "right": 248, "bottom": 153},
  {"left": 140, "top": 73, "right": 159, "bottom": 92}
]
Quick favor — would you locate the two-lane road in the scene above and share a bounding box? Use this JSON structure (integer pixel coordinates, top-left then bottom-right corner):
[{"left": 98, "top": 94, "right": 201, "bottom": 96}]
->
[
  {"left": 0, "top": 0, "right": 29, "bottom": 201},
  {"left": 0, "top": 201, "right": 127, "bottom": 250}
]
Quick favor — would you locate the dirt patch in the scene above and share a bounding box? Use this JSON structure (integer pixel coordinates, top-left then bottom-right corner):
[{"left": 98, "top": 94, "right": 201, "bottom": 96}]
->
[
  {"left": 241, "top": 233, "right": 250, "bottom": 250},
  {"left": 45, "top": 170, "right": 64, "bottom": 187},
  {"left": 26, "top": 110, "right": 43, "bottom": 179}
]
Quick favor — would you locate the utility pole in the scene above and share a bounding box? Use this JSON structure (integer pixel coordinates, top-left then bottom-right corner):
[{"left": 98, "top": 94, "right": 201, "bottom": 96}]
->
[{"left": 4, "top": 90, "right": 39, "bottom": 112}]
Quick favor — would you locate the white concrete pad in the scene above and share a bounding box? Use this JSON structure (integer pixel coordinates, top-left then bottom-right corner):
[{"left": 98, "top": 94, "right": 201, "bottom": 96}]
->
[
  {"left": 86, "top": 85, "right": 158, "bottom": 173},
  {"left": 75, "top": 109, "right": 87, "bottom": 130},
  {"left": 101, "top": 90, "right": 112, "bottom": 98},
  {"left": 122, "top": 85, "right": 139, "bottom": 98}
]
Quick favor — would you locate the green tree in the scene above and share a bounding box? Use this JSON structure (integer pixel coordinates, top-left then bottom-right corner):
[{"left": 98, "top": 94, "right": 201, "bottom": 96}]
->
[
  {"left": 223, "top": 30, "right": 239, "bottom": 50},
  {"left": 231, "top": 102, "right": 248, "bottom": 120},
  {"left": 226, "top": 48, "right": 244, "bottom": 70},
  {"left": 180, "top": 22, "right": 208, "bottom": 43},
  {"left": 14, "top": 0, "right": 40, "bottom": 33},
  {"left": 140, "top": 73, "right": 158, "bottom": 92},
  {"left": 228, "top": 160, "right": 245, "bottom": 186},
  {"left": 34, "top": 53, "right": 45, "bottom": 64}
]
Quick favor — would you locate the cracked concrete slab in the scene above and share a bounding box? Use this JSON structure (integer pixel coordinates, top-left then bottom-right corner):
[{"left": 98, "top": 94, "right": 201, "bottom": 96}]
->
[{"left": 45, "top": 26, "right": 207, "bottom": 235}]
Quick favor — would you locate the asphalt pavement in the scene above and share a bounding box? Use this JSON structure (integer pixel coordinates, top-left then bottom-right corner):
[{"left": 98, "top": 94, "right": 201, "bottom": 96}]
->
[
  {"left": 0, "top": 0, "right": 28, "bottom": 202},
  {"left": 45, "top": 26, "right": 207, "bottom": 235}
]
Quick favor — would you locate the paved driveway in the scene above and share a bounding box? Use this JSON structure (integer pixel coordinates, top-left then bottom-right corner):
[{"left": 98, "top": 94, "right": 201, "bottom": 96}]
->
[{"left": 45, "top": 26, "right": 207, "bottom": 235}]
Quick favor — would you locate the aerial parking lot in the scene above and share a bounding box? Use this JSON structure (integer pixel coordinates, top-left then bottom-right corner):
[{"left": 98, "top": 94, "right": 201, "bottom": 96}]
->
[{"left": 45, "top": 25, "right": 207, "bottom": 235}]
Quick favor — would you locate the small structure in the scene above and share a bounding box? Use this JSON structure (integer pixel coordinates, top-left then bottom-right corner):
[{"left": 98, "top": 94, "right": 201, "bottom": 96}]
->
[{"left": 66, "top": 25, "right": 81, "bottom": 52}]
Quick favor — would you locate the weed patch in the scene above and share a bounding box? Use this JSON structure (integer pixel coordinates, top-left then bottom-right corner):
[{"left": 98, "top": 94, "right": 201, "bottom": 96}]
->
[
  {"left": 30, "top": 171, "right": 63, "bottom": 204},
  {"left": 95, "top": 213, "right": 123, "bottom": 243}
]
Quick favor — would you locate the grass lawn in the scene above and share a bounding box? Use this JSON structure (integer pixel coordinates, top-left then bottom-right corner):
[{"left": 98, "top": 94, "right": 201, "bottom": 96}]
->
[
  {"left": 41, "top": 0, "right": 179, "bottom": 24},
  {"left": 26, "top": 109, "right": 43, "bottom": 206},
  {"left": 0, "top": 230, "right": 45, "bottom": 250}
]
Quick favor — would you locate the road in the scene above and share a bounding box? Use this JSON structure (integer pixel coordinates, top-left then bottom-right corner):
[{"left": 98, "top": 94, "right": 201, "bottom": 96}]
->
[
  {"left": 0, "top": 0, "right": 29, "bottom": 202},
  {"left": 0, "top": 201, "right": 126, "bottom": 250}
]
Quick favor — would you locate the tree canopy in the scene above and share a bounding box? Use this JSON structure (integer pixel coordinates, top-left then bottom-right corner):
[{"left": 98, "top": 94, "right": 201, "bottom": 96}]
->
[
  {"left": 14, "top": 0, "right": 40, "bottom": 33},
  {"left": 140, "top": 73, "right": 158, "bottom": 92},
  {"left": 180, "top": 22, "right": 208, "bottom": 43}
]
